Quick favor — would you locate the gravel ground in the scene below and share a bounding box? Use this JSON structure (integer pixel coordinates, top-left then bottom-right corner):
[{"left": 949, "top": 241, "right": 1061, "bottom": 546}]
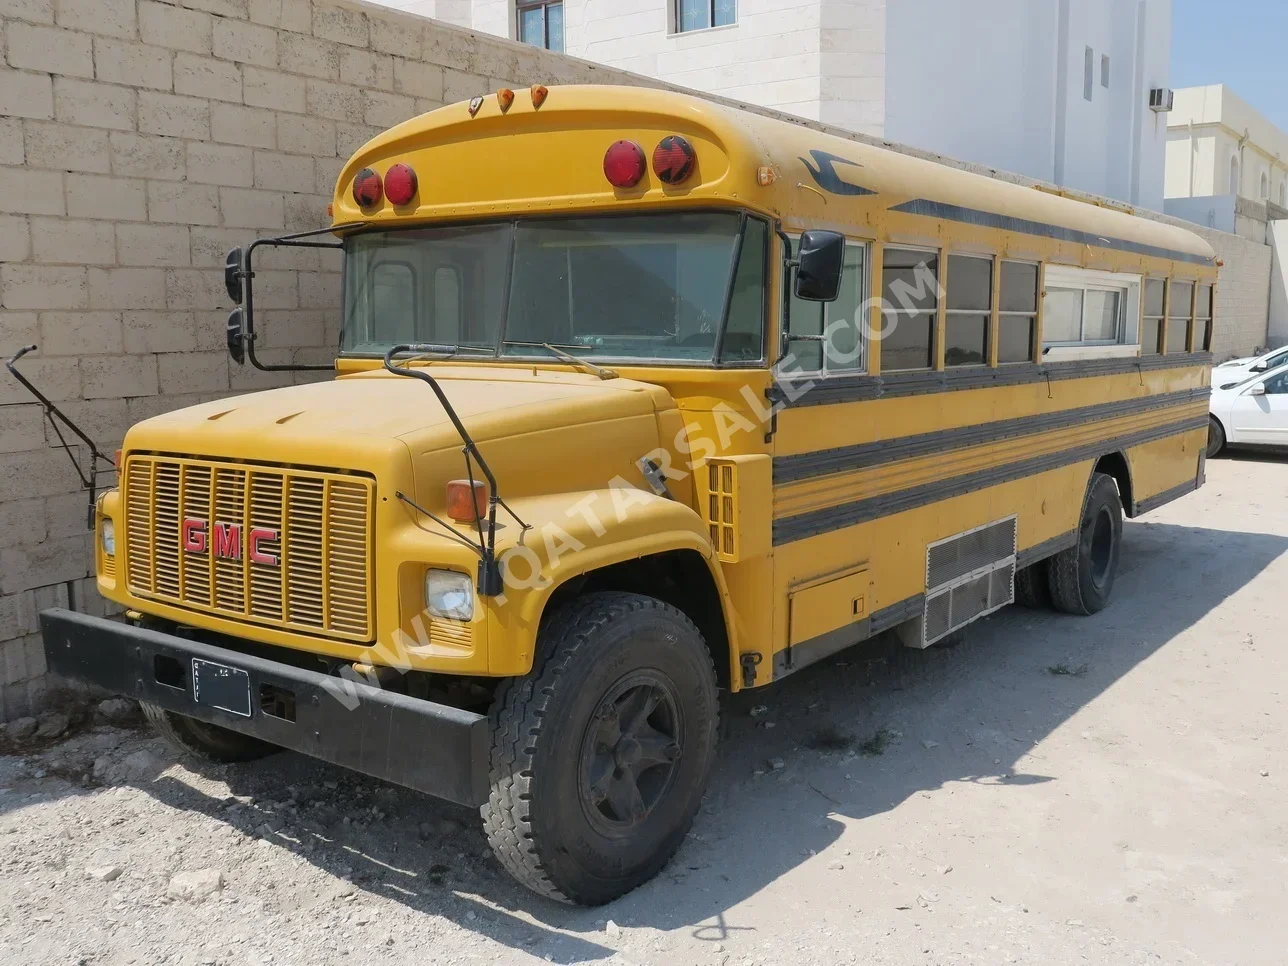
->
[{"left": 2, "top": 453, "right": 1287, "bottom": 966}]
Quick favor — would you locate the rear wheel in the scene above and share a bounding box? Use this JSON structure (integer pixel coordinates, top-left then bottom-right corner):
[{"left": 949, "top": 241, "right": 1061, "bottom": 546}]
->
[
  {"left": 482, "top": 592, "right": 719, "bottom": 905},
  {"left": 140, "top": 702, "right": 276, "bottom": 763},
  {"left": 1048, "top": 472, "right": 1123, "bottom": 616},
  {"left": 1206, "top": 417, "right": 1226, "bottom": 458}
]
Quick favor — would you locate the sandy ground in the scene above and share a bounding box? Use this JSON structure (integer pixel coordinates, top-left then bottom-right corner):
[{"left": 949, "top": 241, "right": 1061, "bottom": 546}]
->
[{"left": 2, "top": 453, "right": 1287, "bottom": 966}]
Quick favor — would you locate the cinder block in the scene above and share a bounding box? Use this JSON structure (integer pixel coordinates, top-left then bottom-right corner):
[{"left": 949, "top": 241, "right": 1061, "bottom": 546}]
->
[
  {"left": 186, "top": 141, "right": 254, "bottom": 187},
  {"left": 0, "top": 501, "right": 49, "bottom": 557},
  {"left": 183, "top": 0, "right": 248, "bottom": 20},
  {"left": 22, "top": 120, "right": 111, "bottom": 173},
  {"left": 296, "top": 271, "right": 341, "bottom": 310},
  {"left": 158, "top": 351, "right": 228, "bottom": 394},
  {"left": 87, "top": 267, "right": 167, "bottom": 311},
  {"left": 1, "top": 637, "right": 29, "bottom": 688},
  {"left": 53, "top": 77, "right": 134, "bottom": 131},
  {"left": 442, "top": 69, "right": 489, "bottom": 105},
  {"left": 394, "top": 59, "right": 443, "bottom": 100},
  {"left": 174, "top": 53, "right": 242, "bottom": 104},
  {"left": 94, "top": 38, "right": 174, "bottom": 92},
  {"left": 243, "top": 66, "right": 306, "bottom": 113},
  {"left": 55, "top": 0, "right": 135, "bottom": 39},
  {"left": 38, "top": 310, "right": 123, "bottom": 354},
  {"left": 220, "top": 186, "right": 284, "bottom": 229},
  {"left": 79, "top": 353, "right": 159, "bottom": 399},
  {"left": 339, "top": 48, "right": 392, "bottom": 89},
  {"left": 210, "top": 102, "right": 276, "bottom": 148},
  {"left": 213, "top": 18, "right": 278, "bottom": 68},
  {"left": 139, "top": 1, "right": 213, "bottom": 55},
  {"left": 313, "top": 5, "right": 368, "bottom": 48},
  {"left": 116, "top": 223, "right": 192, "bottom": 267},
  {"left": 258, "top": 307, "right": 324, "bottom": 347},
  {"left": 246, "top": 269, "right": 297, "bottom": 309},
  {"left": 370, "top": 15, "right": 423, "bottom": 59},
  {"left": 283, "top": 191, "right": 329, "bottom": 232},
  {"left": 305, "top": 79, "right": 363, "bottom": 122},
  {"left": 314, "top": 155, "right": 344, "bottom": 196},
  {"left": 66, "top": 174, "right": 147, "bottom": 222},
  {"left": 189, "top": 226, "right": 254, "bottom": 267},
  {"left": 253, "top": 149, "right": 315, "bottom": 192},
  {"left": 109, "top": 131, "right": 186, "bottom": 181},
  {"left": 335, "top": 121, "right": 383, "bottom": 157},
  {"left": 30, "top": 218, "right": 116, "bottom": 266},
  {"left": 7, "top": 23, "right": 93, "bottom": 79},
  {"left": 123, "top": 311, "right": 198, "bottom": 353},
  {"left": 0, "top": 449, "right": 92, "bottom": 503},
  {"left": 278, "top": 114, "right": 335, "bottom": 157},
  {"left": 249, "top": 0, "right": 309, "bottom": 31},
  {"left": 0, "top": 534, "right": 92, "bottom": 595},
  {"left": 0, "top": 353, "right": 77, "bottom": 405},
  {"left": 0, "top": 404, "right": 46, "bottom": 455},
  {"left": 1, "top": 265, "right": 88, "bottom": 310},
  {"left": 139, "top": 91, "right": 210, "bottom": 139},
  {"left": 280, "top": 32, "right": 340, "bottom": 80},
  {"left": 0, "top": 68, "right": 54, "bottom": 121},
  {"left": 164, "top": 267, "right": 227, "bottom": 311},
  {"left": 0, "top": 0, "right": 54, "bottom": 25},
  {"left": 42, "top": 399, "right": 129, "bottom": 457},
  {"left": 147, "top": 179, "right": 220, "bottom": 225},
  {"left": 423, "top": 27, "right": 478, "bottom": 75},
  {"left": 0, "top": 592, "right": 33, "bottom": 642},
  {"left": 0, "top": 117, "right": 23, "bottom": 166},
  {"left": 0, "top": 169, "right": 63, "bottom": 216},
  {"left": 363, "top": 90, "right": 416, "bottom": 129},
  {"left": 0, "top": 216, "right": 30, "bottom": 263}
]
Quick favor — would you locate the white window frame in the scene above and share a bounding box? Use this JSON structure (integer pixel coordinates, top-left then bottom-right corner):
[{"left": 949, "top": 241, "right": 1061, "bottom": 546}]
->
[
  {"left": 1042, "top": 265, "right": 1141, "bottom": 362},
  {"left": 778, "top": 236, "right": 870, "bottom": 377},
  {"left": 674, "top": 0, "right": 737, "bottom": 34}
]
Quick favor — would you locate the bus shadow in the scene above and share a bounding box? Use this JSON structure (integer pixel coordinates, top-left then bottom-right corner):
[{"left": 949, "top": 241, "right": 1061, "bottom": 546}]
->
[{"left": 13, "top": 519, "right": 1284, "bottom": 963}]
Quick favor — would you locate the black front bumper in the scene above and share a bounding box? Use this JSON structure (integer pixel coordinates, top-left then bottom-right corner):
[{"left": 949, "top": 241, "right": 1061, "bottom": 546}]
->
[{"left": 40, "top": 609, "right": 490, "bottom": 807}]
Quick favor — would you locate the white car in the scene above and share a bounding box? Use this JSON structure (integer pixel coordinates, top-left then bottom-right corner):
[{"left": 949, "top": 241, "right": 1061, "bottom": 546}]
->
[
  {"left": 1213, "top": 345, "right": 1288, "bottom": 388},
  {"left": 1208, "top": 362, "right": 1288, "bottom": 457}
]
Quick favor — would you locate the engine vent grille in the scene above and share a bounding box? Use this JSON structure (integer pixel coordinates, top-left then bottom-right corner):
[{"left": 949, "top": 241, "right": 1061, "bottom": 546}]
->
[
  {"left": 705, "top": 461, "right": 738, "bottom": 562},
  {"left": 920, "top": 516, "right": 1017, "bottom": 646}
]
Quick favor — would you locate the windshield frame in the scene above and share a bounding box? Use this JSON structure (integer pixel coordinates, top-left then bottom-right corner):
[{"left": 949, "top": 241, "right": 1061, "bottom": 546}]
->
[{"left": 337, "top": 207, "right": 770, "bottom": 369}]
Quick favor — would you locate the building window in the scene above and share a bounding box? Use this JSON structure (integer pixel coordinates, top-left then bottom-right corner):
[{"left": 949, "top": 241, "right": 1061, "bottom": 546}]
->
[
  {"left": 998, "top": 261, "right": 1039, "bottom": 363},
  {"left": 1141, "top": 278, "right": 1165, "bottom": 355},
  {"left": 518, "top": 0, "right": 563, "bottom": 52},
  {"left": 1261, "top": 171, "right": 1270, "bottom": 199},
  {"left": 880, "top": 247, "right": 938, "bottom": 371},
  {"left": 1083, "top": 47, "right": 1094, "bottom": 101},
  {"left": 677, "top": 0, "right": 736, "bottom": 33},
  {"left": 944, "top": 254, "right": 991, "bottom": 367},
  {"left": 1166, "top": 280, "right": 1194, "bottom": 354},
  {"left": 1100, "top": 54, "right": 1110, "bottom": 89},
  {"left": 785, "top": 240, "right": 866, "bottom": 373},
  {"left": 1230, "top": 156, "right": 1240, "bottom": 195}
]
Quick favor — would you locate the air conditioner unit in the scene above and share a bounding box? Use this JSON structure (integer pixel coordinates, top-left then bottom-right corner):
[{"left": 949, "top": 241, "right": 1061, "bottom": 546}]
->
[{"left": 1149, "top": 87, "right": 1174, "bottom": 113}]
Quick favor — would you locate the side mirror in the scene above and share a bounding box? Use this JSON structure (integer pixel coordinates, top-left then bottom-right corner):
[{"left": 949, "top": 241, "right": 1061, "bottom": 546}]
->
[
  {"left": 794, "top": 230, "right": 845, "bottom": 302},
  {"left": 224, "top": 247, "right": 244, "bottom": 303},
  {"left": 1251, "top": 364, "right": 1267, "bottom": 373},
  {"left": 1247, "top": 381, "right": 1266, "bottom": 396},
  {"left": 226, "top": 307, "right": 246, "bottom": 366}
]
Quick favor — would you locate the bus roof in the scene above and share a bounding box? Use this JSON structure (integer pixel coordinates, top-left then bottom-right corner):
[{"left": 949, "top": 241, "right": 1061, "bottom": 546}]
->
[{"left": 332, "top": 85, "right": 1216, "bottom": 270}]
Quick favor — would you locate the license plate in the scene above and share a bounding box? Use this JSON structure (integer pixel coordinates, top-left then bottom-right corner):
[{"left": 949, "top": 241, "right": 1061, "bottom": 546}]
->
[{"left": 191, "top": 659, "right": 252, "bottom": 718}]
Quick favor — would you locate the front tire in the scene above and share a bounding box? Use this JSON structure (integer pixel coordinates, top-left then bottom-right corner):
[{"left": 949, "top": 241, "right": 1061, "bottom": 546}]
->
[
  {"left": 139, "top": 702, "right": 276, "bottom": 763},
  {"left": 1206, "top": 416, "right": 1226, "bottom": 458},
  {"left": 482, "top": 592, "right": 719, "bottom": 905},
  {"left": 1047, "top": 472, "right": 1123, "bottom": 616}
]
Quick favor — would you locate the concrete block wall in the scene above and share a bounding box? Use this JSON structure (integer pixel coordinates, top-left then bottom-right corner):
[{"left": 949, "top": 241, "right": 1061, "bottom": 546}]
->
[{"left": 0, "top": 0, "right": 653, "bottom": 721}]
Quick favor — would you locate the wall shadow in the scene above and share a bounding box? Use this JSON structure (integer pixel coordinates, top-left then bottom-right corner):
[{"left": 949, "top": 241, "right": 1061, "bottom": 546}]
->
[{"left": 3, "top": 520, "right": 1285, "bottom": 963}]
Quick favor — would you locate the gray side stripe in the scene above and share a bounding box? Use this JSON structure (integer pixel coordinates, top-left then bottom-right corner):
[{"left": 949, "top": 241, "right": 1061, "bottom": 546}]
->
[
  {"left": 1133, "top": 478, "right": 1200, "bottom": 516},
  {"left": 770, "top": 353, "right": 1212, "bottom": 409},
  {"left": 1016, "top": 530, "right": 1078, "bottom": 569},
  {"left": 774, "top": 387, "right": 1209, "bottom": 485},
  {"left": 888, "top": 199, "right": 1215, "bottom": 266},
  {"left": 773, "top": 413, "right": 1207, "bottom": 546}
]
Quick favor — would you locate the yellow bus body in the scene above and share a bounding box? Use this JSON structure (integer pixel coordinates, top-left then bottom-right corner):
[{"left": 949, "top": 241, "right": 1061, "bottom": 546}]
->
[{"left": 96, "top": 85, "right": 1216, "bottom": 691}]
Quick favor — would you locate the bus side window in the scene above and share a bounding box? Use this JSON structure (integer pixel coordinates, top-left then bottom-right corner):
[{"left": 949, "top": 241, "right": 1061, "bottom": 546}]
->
[
  {"left": 370, "top": 261, "right": 417, "bottom": 345},
  {"left": 998, "top": 261, "right": 1039, "bottom": 363},
  {"left": 1141, "top": 278, "right": 1165, "bottom": 355},
  {"left": 1195, "top": 283, "right": 1213, "bottom": 352},
  {"left": 880, "top": 247, "right": 938, "bottom": 371},
  {"left": 784, "top": 239, "right": 866, "bottom": 374}
]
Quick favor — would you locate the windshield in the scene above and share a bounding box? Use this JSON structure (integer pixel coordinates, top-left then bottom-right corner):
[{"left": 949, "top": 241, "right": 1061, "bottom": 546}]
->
[{"left": 341, "top": 211, "right": 768, "bottom": 364}]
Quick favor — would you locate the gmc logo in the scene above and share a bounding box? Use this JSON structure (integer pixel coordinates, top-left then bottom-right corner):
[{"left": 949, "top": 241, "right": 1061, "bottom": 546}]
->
[{"left": 182, "top": 518, "right": 280, "bottom": 566}]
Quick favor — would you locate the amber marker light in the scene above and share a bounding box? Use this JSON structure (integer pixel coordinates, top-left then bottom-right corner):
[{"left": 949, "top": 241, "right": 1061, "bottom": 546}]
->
[
  {"left": 497, "top": 88, "right": 515, "bottom": 112},
  {"left": 468, "top": 95, "right": 484, "bottom": 117},
  {"left": 530, "top": 84, "right": 549, "bottom": 108},
  {"left": 446, "top": 479, "right": 489, "bottom": 523},
  {"left": 757, "top": 165, "right": 780, "bottom": 186}
]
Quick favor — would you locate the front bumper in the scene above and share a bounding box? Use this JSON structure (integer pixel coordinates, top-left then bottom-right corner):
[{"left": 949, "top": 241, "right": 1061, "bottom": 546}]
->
[{"left": 40, "top": 609, "right": 490, "bottom": 807}]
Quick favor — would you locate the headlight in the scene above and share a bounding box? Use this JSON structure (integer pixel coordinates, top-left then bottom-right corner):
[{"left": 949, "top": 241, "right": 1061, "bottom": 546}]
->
[
  {"left": 100, "top": 518, "right": 116, "bottom": 557},
  {"left": 425, "top": 569, "right": 473, "bottom": 621}
]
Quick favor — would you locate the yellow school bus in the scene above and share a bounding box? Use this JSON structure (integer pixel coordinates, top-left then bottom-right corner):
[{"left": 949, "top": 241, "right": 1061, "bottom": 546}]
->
[{"left": 36, "top": 85, "right": 1215, "bottom": 904}]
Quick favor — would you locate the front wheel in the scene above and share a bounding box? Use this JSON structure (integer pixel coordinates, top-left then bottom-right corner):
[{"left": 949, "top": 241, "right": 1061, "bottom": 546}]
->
[
  {"left": 140, "top": 702, "right": 276, "bottom": 763},
  {"left": 482, "top": 592, "right": 719, "bottom": 905},
  {"left": 1206, "top": 417, "right": 1226, "bottom": 458},
  {"left": 1047, "top": 471, "right": 1123, "bottom": 616}
]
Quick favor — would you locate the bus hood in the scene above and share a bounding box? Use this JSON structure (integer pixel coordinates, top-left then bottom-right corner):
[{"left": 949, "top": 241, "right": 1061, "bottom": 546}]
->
[{"left": 125, "top": 366, "right": 669, "bottom": 460}]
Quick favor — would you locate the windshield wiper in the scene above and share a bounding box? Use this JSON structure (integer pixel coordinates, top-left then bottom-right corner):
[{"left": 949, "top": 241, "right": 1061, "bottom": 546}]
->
[
  {"left": 397, "top": 342, "right": 495, "bottom": 363},
  {"left": 503, "top": 341, "right": 619, "bottom": 380}
]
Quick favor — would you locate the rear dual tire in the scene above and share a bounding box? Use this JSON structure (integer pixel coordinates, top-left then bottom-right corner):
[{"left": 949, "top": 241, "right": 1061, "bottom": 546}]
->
[{"left": 1046, "top": 472, "right": 1123, "bottom": 616}]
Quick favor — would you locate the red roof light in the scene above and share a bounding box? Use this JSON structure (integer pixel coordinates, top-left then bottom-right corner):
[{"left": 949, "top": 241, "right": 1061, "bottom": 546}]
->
[
  {"left": 603, "top": 140, "right": 646, "bottom": 189},
  {"left": 353, "top": 168, "right": 383, "bottom": 208},
  {"left": 384, "top": 163, "right": 418, "bottom": 206}
]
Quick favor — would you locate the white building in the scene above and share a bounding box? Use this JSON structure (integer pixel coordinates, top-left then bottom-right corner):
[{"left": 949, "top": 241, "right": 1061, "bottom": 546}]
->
[
  {"left": 1166, "top": 85, "right": 1288, "bottom": 208},
  {"left": 386, "top": 0, "right": 1174, "bottom": 211}
]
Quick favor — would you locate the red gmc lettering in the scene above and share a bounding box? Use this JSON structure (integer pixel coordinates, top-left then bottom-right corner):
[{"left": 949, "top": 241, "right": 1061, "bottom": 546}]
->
[
  {"left": 182, "top": 518, "right": 206, "bottom": 553},
  {"left": 249, "top": 527, "right": 279, "bottom": 566},
  {"left": 212, "top": 522, "right": 241, "bottom": 560}
]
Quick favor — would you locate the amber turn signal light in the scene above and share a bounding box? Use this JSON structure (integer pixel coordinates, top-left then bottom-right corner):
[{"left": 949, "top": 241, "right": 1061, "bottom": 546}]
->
[
  {"left": 531, "top": 84, "right": 548, "bottom": 108},
  {"left": 446, "top": 479, "right": 488, "bottom": 523},
  {"left": 497, "top": 88, "right": 515, "bottom": 112}
]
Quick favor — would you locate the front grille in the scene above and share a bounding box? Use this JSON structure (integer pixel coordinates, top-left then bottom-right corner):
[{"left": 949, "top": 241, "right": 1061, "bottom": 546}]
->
[{"left": 124, "top": 455, "right": 375, "bottom": 642}]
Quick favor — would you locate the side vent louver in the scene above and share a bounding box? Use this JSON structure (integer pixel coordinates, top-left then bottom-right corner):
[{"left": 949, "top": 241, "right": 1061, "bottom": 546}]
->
[
  {"left": 706, "top": 462, "right": 737, "bottom": 561},
  {"left": 915, "top": 516, "right": 1017, "bottom": 648}
]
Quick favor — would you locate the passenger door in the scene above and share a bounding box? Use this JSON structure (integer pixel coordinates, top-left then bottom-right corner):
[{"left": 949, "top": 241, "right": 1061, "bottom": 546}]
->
[{"left": 1229, "top": 370, "right": 1288, "bottom": 444}]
